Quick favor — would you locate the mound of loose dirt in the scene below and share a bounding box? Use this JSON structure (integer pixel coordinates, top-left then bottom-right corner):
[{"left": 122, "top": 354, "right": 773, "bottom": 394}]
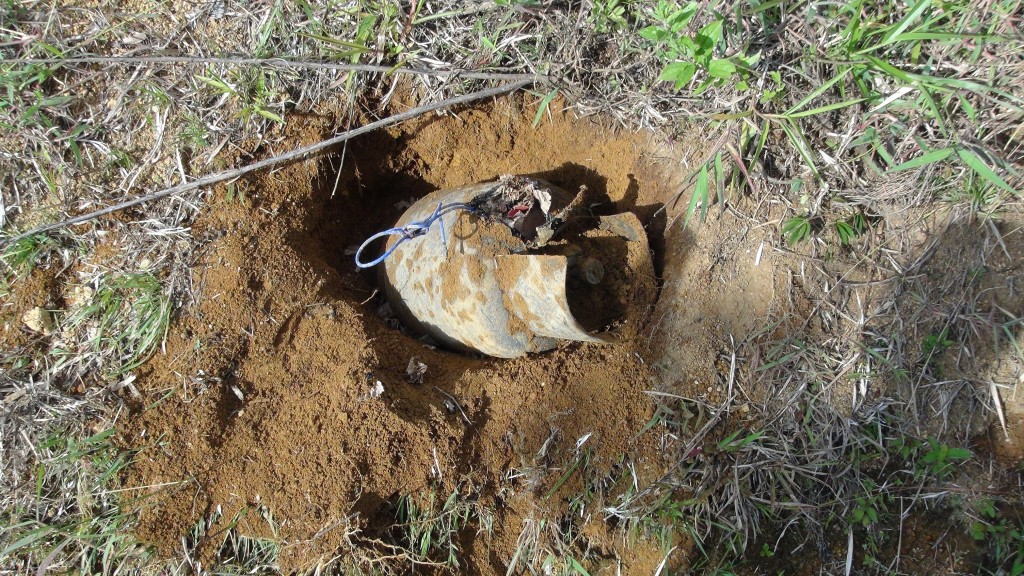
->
[{"left": 122, "top": 97, "right": 711, "bottom": 572}]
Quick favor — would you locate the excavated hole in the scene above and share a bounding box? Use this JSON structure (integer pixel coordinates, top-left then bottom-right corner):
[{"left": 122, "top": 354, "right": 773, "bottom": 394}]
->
[
  {"left": 285, "top": 103, "right": 684, "bottom": 552},
  {"left": 307, "top": 116, "right": 672, "bottom": 356},
  {"left": 127, "top": 97, "right": 697, "bottom": 574}
]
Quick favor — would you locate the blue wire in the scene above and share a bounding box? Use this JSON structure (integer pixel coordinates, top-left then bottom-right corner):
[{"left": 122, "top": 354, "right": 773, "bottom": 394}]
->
[{"left": 354, "top": 201, "right": 474, "bottom": 269}]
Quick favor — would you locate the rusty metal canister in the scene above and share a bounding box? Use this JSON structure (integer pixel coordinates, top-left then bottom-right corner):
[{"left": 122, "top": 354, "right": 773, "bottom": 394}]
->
[{"left": 379, "top": 177, "right": 654, "bottom": 358}]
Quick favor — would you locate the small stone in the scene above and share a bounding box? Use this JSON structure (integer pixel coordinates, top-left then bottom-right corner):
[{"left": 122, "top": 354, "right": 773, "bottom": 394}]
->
[
  {"left": 22, "top": 307, "right": 55, "bottom": 334},
  {"left": 68, "top": 285, "right": 94, "bottom": 309},
  {"left": 306, "top": 303, "right": 334, "bottom": 318}
]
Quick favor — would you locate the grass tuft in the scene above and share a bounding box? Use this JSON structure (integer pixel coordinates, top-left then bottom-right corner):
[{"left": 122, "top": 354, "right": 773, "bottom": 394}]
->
[{"left": 60, "top": 273, "right": 171, "bottom": 379}]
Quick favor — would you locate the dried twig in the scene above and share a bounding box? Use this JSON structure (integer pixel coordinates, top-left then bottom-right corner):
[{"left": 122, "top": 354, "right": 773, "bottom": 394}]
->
[
  {"left": 0, "top": 80, "right": 532, "bottom": 247},
  {"left": 7, "top": 56, "right": 547, "bottom": 83},
  {"left": 433, "top": 386, "right": 472, "bottom": 425}
]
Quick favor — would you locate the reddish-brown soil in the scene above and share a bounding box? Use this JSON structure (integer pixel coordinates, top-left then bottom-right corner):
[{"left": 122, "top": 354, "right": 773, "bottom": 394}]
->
[
  {"left": 1, "top": 268, "right": 61, "bottom": 351},
  {"left": 121, "top": 97, "right": 703, "bottom": 573},
  {"left": 116, "top": 93, "right": 1024, "bottom": 575}
]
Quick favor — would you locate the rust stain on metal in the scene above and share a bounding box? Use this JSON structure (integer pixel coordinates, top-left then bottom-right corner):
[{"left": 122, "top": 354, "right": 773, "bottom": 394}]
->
[{"left": 381, "top": 177, "right": 654, "bottom": 358}]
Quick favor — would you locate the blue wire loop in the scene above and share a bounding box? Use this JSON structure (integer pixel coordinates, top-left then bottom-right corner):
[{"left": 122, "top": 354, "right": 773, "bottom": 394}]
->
[{"left": 354, "top": 201, "right": 475, "bottom": 269}]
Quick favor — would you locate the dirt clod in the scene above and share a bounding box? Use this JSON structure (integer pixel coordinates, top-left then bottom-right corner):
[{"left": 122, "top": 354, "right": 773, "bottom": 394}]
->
[{"left": 21, "top": 307, "right": 55, "bottom": 334}]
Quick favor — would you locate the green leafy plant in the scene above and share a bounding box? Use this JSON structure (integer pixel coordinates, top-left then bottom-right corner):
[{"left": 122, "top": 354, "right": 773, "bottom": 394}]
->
[
  {"left": 834, "top": 220, "right": 856, "bottom": 245},
  {"left": 922, "top": 328, "right": 954, "bottom": 365},
  {"left": 196, "top": 69, "right": 285, "bottom": 125},
  {"left": 851, "top": 479, "right": 884, "bottom": 529},
  {"left": 758, "top": 70, "right": 785, "bottom": 104},
  {"left": 683, "top": 153, "right": 729, "bottom": 225},
  {"left": 532, "top": 88, "right": 559, "bottom": 128},
  {"left": 890, "top": 436, "right": 971, "bottom": 481},
  {"left": 640, "top": 1, "right": 759, "bottom": 92},
  {"left": 782, "top": 215, "right": 811, "bottom": 244},
  {"left": 542, "top": 555, "right": 592, "bottom": 576},
  {"left": 969, "top": 499, "right": 1024, "bottom": 575},
  {"left": 717, "top": 429, "right": 765, "bottom": 452},
  {"left": 819, "top": 0, "right": 1021, "bottom": 196},
  {"left": 782, "top": 215, "right": 864, "bottom": 246},
  {"left": 1, "top": 428, "right": 147, "bottom": 572},
  {"left": 851, "top": 213, "right": 868, "bottom": 234},
  {"left": 178, "top": 112, "right": 211, "bottom": 150},
  {"left": 0, "top": 58, "right": 66, "bottom": 131},
  {"left": 919, "top": 438, "right": 971, "bottom": 480},
  {"left": 591, "top": 0, "right": 631, "bottom": 34},
  {"left": 837, "top": 212, "right": 871, "bottom": 245}
]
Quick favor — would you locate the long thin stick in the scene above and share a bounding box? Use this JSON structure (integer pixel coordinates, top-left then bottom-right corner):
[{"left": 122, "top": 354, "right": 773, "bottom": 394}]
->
[
  {"left": 7, "top": 56, "right": 544, "bottom": 82},
  {"left": 0, "top": 80, "right": 532, "bottom": 247}
]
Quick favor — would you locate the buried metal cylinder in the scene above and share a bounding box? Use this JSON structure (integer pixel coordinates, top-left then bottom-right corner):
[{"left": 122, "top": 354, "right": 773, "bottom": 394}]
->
[{"left": 380, "top": 176, "right": 654, "bottom": 358}]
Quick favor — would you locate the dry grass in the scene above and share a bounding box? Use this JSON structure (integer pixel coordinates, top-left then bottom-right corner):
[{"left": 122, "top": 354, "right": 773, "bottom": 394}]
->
[{"left": 2, "top": 0, "right": 1024, "bottom": 574}]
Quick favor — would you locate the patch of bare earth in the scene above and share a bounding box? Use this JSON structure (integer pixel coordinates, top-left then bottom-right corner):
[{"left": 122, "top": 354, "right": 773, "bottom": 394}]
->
[
  {"left": 120, "top": 93, "right": 1024, "bottom": 574},
  {"left": 122, "top": 97, "right": 700, "bottom": 573}
]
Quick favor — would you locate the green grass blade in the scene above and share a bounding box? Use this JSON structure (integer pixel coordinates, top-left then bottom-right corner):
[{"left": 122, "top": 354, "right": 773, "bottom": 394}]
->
[
  {"left": 723, "top": 430, "right": 765, "bottom": 451},
  {"left": 256, "top": 108, "right": 285, "bottom": 123},
  {"left": 714, "top": 150, "right": 725, "bottom": 208},
  {"left": 717, "top": 429, "right": 744, "bottom": 449},
  {"left": 862, "top": 55, "right": 1018, "bottom": 99},
  {"left": 304, "top": 33, "right": 371, "bottom": 53},
  {"left": 917, "top": 86, "right": 948, "bottom": 137},
  {"left": 862, "top": 55, "right": 912, "bottom": 83},
  {"left": 545, "top": 456, "right": 584, "bottom": 499},
  {"left": 756, "top": 349, "right": 799, "bottom": 371},
  {"left": 1, "top": 524, "right": 56, "bottom": 557},
  {"left": 1002, "top": 325, "right": 1024, "bottom": 362},
  {"left": 878, "top": 0, "right": 932, "bottom": 48},
  {"left": 685, "top": 164, "right": 710, "bottom": 225},
  {"left": 887, "top": 31, "right": 989, "bottom": 43},
  {"left": 746, "top": 0, "right": 797, "bottom": 15},
  {"left": 195, "top": 74, "right": 236, "bottom": 95},
  {"left": 776, "top": 120, "right": 819, "bottom": 177},
  {"left": 783, "top": 70, "right": 849, "bottom": 116},
  {"left": 785, "top": 97, "right": 866, "bottom": 119},
  {"left": 532, "top": 88, "right": 558, "bottom": 128},
  {"left": 888, "top": 147, "right": 954, "bottom": 172},
  {"left": 568, "top": 557, "right": 592, "bottom": 575},
  {"left": 957, "top": 149, "right": 1019, "bottom": 195}
]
